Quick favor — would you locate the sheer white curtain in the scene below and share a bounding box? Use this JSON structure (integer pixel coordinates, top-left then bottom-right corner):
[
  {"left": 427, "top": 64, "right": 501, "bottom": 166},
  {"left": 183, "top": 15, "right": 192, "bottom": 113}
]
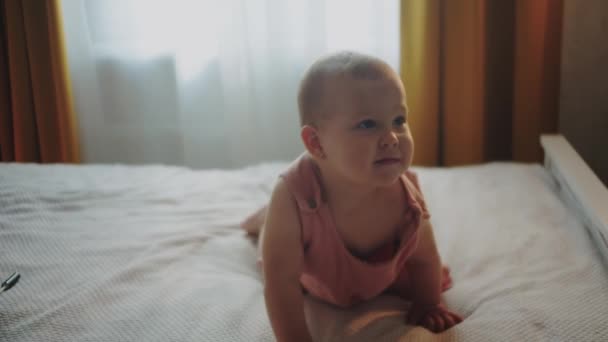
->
[{"left": 61, "top": 0, "right": 399, "bottom": 169}]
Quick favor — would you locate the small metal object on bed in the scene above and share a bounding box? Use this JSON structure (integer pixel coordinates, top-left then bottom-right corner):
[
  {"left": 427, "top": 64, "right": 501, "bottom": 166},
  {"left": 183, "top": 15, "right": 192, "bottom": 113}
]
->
[{"left": 1, "top": 272, "right": 20, "bottom": 295}]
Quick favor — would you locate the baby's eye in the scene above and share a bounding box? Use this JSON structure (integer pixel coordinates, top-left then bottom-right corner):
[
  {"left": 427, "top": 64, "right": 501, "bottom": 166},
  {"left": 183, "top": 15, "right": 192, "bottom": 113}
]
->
[
  {"left": 393, "top": 115, "right": 407, "bottom": 126},
  {"left": 356, "top": 119, "right": 376, "bottom": 129}
]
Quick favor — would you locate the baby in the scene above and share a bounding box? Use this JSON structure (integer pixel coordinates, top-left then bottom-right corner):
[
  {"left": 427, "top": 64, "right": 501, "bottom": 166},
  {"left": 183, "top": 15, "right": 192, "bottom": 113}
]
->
[{"left": 242, "top": 51, "right": 462, "bottom": 341}]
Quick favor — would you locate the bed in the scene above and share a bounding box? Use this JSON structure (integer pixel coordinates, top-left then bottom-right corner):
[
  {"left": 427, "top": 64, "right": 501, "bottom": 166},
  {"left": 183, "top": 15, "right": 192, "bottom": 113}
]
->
[{"left": 1, "top": 134, "right": 607, "bottom": 342}]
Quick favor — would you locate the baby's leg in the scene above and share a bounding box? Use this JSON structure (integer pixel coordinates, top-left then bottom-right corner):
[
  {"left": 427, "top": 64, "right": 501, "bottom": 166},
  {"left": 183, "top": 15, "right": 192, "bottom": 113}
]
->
[{"left": 241, "top": 205, "right": 268, "bottom": 236}]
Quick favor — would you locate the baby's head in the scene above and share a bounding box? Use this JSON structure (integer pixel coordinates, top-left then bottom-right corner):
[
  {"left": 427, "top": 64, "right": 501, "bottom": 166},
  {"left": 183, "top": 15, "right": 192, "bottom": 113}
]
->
[{"left": 298, "top": 51, "right": 413, "bottom": 187}]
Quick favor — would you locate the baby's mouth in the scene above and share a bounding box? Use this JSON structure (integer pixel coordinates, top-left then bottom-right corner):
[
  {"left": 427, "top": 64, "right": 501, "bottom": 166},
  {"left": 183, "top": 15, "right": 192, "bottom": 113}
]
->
[{"left": 374, "top": 158, "right": 401, "bottom": 165}]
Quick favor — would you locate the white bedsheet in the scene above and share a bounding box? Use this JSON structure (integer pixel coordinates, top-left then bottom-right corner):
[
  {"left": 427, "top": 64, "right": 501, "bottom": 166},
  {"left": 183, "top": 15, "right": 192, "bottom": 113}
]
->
[{"left": 0, "top": 162, "right": 607, "bottom": 341}]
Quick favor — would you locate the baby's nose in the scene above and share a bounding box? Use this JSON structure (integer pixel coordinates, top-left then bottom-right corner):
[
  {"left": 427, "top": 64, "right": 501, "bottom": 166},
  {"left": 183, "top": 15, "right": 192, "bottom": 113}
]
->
[{"left": 380, "top": 131, "right": 399, "bottom": 147}]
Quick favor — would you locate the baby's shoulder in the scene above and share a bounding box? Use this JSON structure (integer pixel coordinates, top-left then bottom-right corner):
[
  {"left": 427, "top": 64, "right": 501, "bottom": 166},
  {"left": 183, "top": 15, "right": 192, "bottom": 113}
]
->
[
  {"left": 264, "top": 177, "right": 302, "bottom": 231},
  {"left": 401, "top": 170, "right": 430, "bottom": 219},
  {"left": 403, "top": 169, "right": 420, "bottom": 185},
  {"left": 402, "top": 169, "right": 424, "bottom": 194},
  {"left": 278, "top": 153, "right": 321, "bottom": 211}
]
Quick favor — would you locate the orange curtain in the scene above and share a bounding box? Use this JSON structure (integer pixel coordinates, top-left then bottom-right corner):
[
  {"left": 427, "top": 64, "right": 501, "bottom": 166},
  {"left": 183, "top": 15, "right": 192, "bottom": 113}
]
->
[
  {"left": 401, "top": 0, "right": 562, "bottom": 166},
  {"left": 0, "top": 0, "right": 79, "bottom": 163}
]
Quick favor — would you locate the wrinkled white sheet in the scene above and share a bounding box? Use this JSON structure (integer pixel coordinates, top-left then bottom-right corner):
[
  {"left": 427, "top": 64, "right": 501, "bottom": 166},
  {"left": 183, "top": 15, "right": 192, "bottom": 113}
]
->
[{"left": 0, "top": 162, "right": 607, "bottom": 342}]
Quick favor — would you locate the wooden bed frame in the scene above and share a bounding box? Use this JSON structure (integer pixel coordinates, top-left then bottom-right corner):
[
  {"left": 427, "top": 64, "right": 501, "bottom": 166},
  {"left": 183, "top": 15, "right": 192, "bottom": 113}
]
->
[{"left": 541, "top": 134, "right": 608, "bottom": 267}]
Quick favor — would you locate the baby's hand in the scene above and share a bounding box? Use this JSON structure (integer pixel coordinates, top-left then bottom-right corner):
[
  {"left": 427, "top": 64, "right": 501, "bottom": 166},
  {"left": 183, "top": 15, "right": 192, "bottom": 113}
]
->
[{"left": 406, "top": 302, "right": 463, "bottom": 333}]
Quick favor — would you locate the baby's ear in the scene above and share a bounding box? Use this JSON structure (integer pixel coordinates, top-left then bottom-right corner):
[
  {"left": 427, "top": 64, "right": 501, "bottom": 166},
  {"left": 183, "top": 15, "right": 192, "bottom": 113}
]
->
[{"left": 300, "top": 125, "right": 325, "bottom": 159}]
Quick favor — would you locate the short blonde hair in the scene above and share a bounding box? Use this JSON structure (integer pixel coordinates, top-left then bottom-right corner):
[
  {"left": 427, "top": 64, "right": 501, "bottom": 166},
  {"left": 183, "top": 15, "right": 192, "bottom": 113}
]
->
[{"left": 297, "top": 51, "right": 393, "bottom": 126}]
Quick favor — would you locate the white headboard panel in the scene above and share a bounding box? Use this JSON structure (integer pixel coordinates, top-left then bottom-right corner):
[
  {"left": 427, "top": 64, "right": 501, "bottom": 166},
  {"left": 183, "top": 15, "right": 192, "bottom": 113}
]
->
[{"left": 541, "top": 134, "right": 608, "bottom": 267}]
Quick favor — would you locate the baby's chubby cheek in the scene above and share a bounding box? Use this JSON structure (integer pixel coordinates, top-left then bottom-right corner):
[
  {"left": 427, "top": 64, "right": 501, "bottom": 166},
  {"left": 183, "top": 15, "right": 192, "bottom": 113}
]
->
[
  {"left": 402, "top": 149, "right": 413, "bottom": 168},
  {"left": 401, "top": 139, "right": 414, "bottom": 165}
]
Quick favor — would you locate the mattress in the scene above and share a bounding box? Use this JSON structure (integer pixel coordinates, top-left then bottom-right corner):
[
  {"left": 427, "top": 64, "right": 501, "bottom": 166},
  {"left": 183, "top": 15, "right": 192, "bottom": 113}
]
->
[{"left": 1, "top": 162, "right": 607, "bottom": 341}]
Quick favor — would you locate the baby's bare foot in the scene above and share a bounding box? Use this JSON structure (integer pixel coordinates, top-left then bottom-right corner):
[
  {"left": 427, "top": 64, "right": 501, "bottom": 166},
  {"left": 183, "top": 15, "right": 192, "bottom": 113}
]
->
[{"left": 407, "top": 302, "right": 463, "bottom": 333}]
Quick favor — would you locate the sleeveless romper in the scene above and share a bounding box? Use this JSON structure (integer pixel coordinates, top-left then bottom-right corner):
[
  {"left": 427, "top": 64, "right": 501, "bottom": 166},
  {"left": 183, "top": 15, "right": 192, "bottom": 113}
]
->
[{"left": 273, "top": 153, "right": 432, "bottom": 307}]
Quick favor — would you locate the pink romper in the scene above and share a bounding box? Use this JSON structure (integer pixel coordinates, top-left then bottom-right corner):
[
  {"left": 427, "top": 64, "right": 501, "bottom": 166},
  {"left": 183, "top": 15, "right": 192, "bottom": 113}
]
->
[{"left": 248, "top": 153, "right": 433, "bottom": 308}]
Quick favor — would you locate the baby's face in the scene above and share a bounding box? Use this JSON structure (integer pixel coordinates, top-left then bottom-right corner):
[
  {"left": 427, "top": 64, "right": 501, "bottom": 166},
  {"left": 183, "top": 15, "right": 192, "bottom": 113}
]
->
[{"left": 317, "top": 70, "right": 414, "bottom": 187}]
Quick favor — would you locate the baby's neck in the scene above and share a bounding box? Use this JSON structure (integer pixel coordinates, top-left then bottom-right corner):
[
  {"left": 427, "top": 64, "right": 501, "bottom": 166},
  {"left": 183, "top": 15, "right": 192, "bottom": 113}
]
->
[{"left": 314, "top": 162, "right": 395, "bottom": 214}]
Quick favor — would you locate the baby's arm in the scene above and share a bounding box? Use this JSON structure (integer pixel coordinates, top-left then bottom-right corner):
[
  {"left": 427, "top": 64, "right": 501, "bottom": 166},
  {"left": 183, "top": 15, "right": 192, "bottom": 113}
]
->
[
  {"left": 260, "top": 178, "right": 313, "bottom": 342},
  {"left": 403, "top": 218, "right": 462, "bottom": 332}
]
